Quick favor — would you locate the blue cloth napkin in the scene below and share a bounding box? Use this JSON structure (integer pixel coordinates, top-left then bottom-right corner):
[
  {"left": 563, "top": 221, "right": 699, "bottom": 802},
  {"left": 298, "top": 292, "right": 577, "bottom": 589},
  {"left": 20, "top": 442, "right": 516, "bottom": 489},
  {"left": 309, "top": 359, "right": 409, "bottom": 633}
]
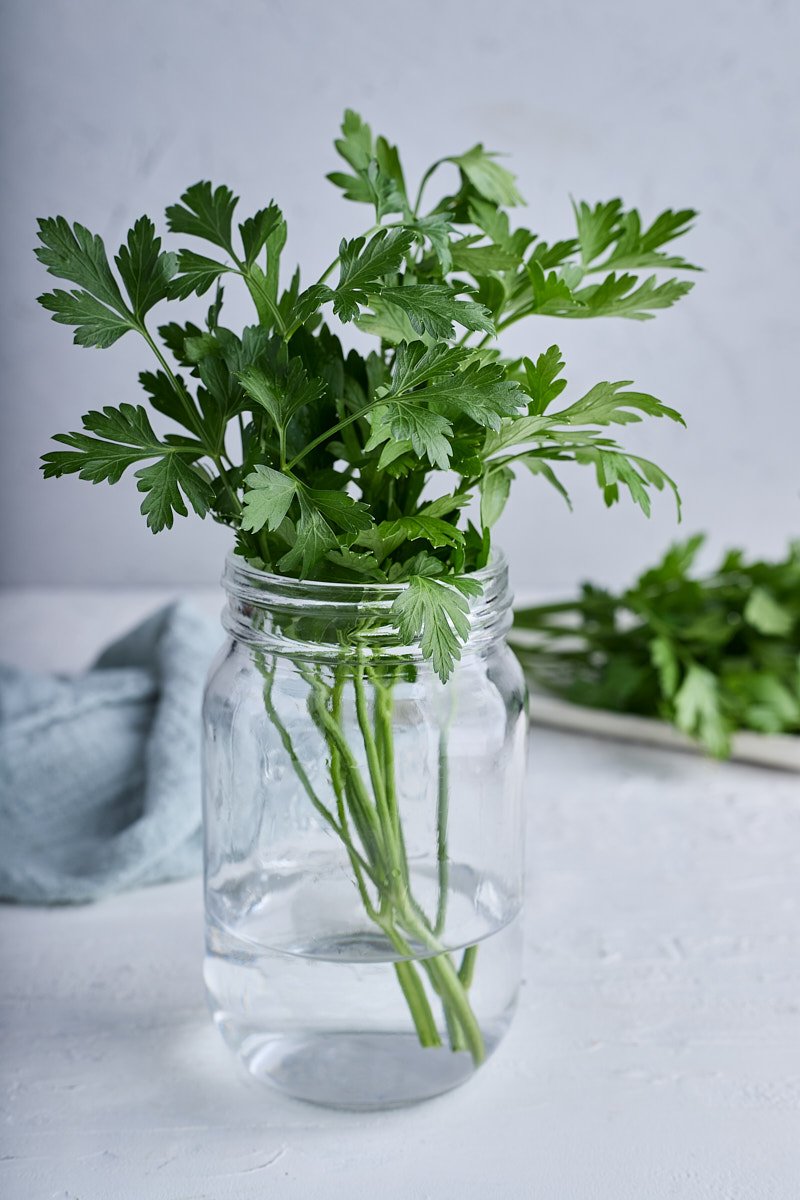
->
[{"left": 0, "top": 602, "right": 222, "bottom": 904}]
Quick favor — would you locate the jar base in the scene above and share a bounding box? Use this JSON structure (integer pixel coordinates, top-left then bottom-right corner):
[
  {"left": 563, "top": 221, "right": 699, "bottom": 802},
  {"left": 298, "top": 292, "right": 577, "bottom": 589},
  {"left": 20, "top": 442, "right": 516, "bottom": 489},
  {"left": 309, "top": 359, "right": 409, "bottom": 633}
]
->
[{"left": 218, "top": 1024, "right": 502, "bottom": 1109}]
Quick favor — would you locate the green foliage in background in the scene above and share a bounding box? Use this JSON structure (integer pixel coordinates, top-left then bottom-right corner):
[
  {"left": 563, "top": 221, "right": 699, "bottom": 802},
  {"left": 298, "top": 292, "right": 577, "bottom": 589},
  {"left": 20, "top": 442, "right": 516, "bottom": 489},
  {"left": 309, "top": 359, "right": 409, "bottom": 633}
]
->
[{"left": 511, "top": 538, "right": 800, "bottom": 756}]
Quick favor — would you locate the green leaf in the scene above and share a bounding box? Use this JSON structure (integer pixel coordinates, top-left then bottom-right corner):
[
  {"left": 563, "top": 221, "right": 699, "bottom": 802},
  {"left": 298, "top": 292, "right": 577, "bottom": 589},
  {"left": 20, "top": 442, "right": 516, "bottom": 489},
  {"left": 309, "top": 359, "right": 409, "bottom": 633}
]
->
[
  {"left": 573, "top": 199, "right": 624, "bottom": 265},
  {"left": 241, "top": 465, "right": 298, "bottom": 533},
  {"left": 391, "top": 575, "right": 477, "bottom": 682},
  {"left": 414, "top": 214, "right": 454, "bottom": 272},
  {"left": 594, "top": 208, "right": 700, "bottom": 272},
  {"left": 309, "top": 488, "right": 372, "bottom": 535},
  {"left": 278, "top": 493, "right": 340, "bottom": 577},
  {"left": 357, "top": 296, "right": 423, "bottom": 344},
  {"left": 239, "top": 203, "right": 283, "bottom": 266},
  {"left": 524, "top": 260, "right": 583, "bottom": 316},
  {"left": 239, "top": 357, "right": 325, "bottom": 439},
  {"left": 450, "top": 145, "right": 524, "bottom": 207},
  {"left": 35, "top": 217, "right": 138, "bottom": 347},
  {"left": 424, "top": 362, "right": 524, "bottom": 430},
  {"left": 528, "top": 238, "right": 580, "bottom": 268},
  {"left": 521, "top": 458, "right": 572, "bottom": 507},
  {"left": 450, "top": 238, "right": 520, "bottom": 274},
  {"left": 389, "top": 341, "right": 471, "bottom": 395},
  {"left": 650, "top": 636, "right": 680, "bottom": 698},
  {"left": 333, "top": 228, "right": 414, "bottom": 321},
  {"left": 418, "top": 491, "right": 473, "bottom": 520},
  {"left": 572, "top": 272, "right": 694, "bottom": 320},
  {"left": 522, "top": 346, "right": 567, "bottom": 415},
  {"left": 136, "top": 456, "right": 214, "bottom": 532},
  {"left": 482, "top": 413, "right": 551, "bottom": 456},
  {"left": 469, "top": 199, "right": 535, "bottom": 256},
  {"left": 41, "top": 402, "right": 202, "bottom": 482},
  {"left": 166, "top": 182, "right": 238, "bottom": 253},
  {"left": 575, "top": 444, "right": 681, "bottom": 518},
  {"left": 41, "top": 403, "right": 211, "bottom": 531},
  {"left": 384, "top": 402, "right": 453, "bottom": 470},
  {"left": 376, "top": 285, "right": 494, "bottom": 339},
  {"left": 167, "top": 249, "right": 230, "bottom": 300},
  {"left": 328, "top": 111, "right": 408, "bottom": 218},
  {"left": 335, "top": 108, "right": 373, "bottom": 172},
  {"left": 114, "top": 216, "right": 177, "bottom": 318},
  {"left": 379, "top": 515, "right": 465, "bottom": 550},
  {"left": 480, "top": 466, "right": 513, "bottom": 528},
  {"left": 555, "top": 380, "right": 685, "bottom": 427},
  {"left": 744, "top": 587, "right": 794, "bottom": 637},
  {"left": 674, "top": 664, "right": 730, "bottom": 757},
  {"left": 37, "top": 288, "right": 134, "bottom": 348},
  {"left": 286, "top": 283, "right": 334, "bottom": 332},
  {"left": 35, "top": 216, "right": 128, "bottom": 311},
  {"left": 157, "top": 320, "right": 205, "bottom": 366},
  {"left": 139, "top": 368, "right": 193, "bottom": 429}
]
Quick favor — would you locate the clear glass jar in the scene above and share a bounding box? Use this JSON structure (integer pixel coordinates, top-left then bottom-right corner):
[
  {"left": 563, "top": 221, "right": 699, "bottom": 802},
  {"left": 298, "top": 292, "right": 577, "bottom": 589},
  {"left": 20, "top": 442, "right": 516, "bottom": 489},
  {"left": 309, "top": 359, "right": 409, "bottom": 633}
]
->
[{"left": 202, "top": 551, "right": 528, "bottom": 1109}]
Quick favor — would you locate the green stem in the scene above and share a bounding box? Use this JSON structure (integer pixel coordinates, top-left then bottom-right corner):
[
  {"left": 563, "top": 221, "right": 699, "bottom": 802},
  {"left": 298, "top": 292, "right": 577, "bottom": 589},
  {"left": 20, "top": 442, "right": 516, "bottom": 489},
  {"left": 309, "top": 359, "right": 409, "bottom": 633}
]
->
[
  {"left": 259, "top": 656, "right": 373, "bottom": 882},
  {"left": 458, "top": 945, "right": 478, "bottom": 988},
  {"left": 284, "top": 399, "right": 376, "bottom": 472},
  {"left": 353, "top": 660, "right": 406, "bottom": 894},
  {"left": 329, "top": 669, "right": 380, "bottom": 920},
  {"left": 400, "top": 906, "right": 485, "bottom": 1064},
  {"left": 285, "top": 658, "right": 486, "bottom": 1065},
  {"left": 301, "top": 666, "right": 386, "bottom": 871},
  {"left": 379, "top": 919, "right": 442, "bottom": 1049},
  {"left": 211, "top": 454, "right": 243, "bottom": 518},
  {"left": 393, "top": 960, "right": 442, "bottom": 1048},
  {"left": 139, "top": 326, "right": 204, "bottom": 441}
]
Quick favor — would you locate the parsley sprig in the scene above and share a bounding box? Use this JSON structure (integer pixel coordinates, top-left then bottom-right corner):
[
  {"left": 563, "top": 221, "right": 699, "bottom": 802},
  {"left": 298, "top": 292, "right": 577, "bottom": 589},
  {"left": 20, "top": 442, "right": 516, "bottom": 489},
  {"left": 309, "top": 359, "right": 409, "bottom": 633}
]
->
[
  {"left": 511, "top": 538, "right": 800, "bottom": 757},
  {"left": 37, "top": 110, "right": 698, "bottom": 680}
]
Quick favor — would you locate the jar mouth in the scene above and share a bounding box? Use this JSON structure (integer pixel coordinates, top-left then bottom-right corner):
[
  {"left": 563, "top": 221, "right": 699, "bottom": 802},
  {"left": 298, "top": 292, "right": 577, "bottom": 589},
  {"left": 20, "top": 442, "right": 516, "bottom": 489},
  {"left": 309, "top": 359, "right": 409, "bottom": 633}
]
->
[
  {"left": 221, "top": 548, "right": 513, "bottom": 659},
  {"left": 223, "top": 547, "right": 508, "bottom": 603}
]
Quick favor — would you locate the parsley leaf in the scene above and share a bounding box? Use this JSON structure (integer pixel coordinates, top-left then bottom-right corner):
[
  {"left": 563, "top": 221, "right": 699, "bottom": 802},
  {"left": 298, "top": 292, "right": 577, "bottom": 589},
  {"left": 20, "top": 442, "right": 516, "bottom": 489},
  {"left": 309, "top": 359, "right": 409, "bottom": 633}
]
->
[
  {"left": 166, "top": 182, "right": 238, "bottom": 254},
  {"left": 522, "top": 346, "right": 568, "bottom": 415},
  {"left": 334, "top": 228, "right": 414, "bottom": 321},
  {"left": 114, "top": 216, "right": 177, "bottom": 318},
  {"left": 512, "top": 539, "right": 800, "bottom": 756},
  {"left": 392, "top": 575, "right": 479, "bottom": 682},
  {"left": 37, "top": 288, "right": 133, "bottom": 348},
  {"left": 376, "top": 285, "right": 494, "bottom": 339},
  {"left": 37, "top": 109, "right": 701, "bottom": 679},
  {"left": 450, "top": 145, "right": 524, "bottom": 207},
  {"left": 35, "top": 216, "right": 128, "bottom": 311},
  {"left": 168, "top": 250, "right": 231, "bottom": 300},
  {"left": 41, "top": 402, "right": 211, "bottom": 531},
  {"left": 379, "top": 515, "right": 465, "bottom": 551},
  {"left": 239, "top": 357, "right": 325, "bottom": 445},
  {"left": 241, "top": 465, "right": 297, "bottom": 533},
  {"left": 239, "top": 203, "right": 283, "bottom": 266}
]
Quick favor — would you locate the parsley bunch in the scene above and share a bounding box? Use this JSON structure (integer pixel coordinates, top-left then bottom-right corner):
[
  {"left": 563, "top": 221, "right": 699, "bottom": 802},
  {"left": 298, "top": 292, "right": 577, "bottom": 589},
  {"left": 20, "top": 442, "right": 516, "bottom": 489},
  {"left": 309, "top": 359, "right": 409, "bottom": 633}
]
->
[
  {"left": 37, "top": 110, "right": 698, "bottom": 680},
  {"left": 511, "top": 537, "right": 800, "bottom": 757}
]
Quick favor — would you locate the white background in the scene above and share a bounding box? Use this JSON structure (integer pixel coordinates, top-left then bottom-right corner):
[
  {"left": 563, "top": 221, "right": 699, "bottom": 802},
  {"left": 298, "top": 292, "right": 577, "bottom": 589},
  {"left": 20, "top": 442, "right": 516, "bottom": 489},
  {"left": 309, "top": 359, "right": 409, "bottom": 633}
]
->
[{"left": 1, "top": 0, "right": 798, "bottom": 592}]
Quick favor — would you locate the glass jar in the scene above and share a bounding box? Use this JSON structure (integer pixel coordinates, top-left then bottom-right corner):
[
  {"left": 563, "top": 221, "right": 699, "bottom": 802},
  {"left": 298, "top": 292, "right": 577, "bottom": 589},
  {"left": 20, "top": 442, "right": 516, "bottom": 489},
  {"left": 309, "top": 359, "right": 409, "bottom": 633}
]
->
[{"left": 202, "top": 551, "right": 528, "bottom": 1109}]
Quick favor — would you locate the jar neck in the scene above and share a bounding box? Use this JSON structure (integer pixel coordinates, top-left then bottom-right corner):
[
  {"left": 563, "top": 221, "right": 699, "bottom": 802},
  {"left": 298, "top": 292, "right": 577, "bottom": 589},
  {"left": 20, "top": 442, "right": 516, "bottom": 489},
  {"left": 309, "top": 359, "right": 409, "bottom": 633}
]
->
[{"left": 221, "top": 551, "right": 513, "bottom": 664}]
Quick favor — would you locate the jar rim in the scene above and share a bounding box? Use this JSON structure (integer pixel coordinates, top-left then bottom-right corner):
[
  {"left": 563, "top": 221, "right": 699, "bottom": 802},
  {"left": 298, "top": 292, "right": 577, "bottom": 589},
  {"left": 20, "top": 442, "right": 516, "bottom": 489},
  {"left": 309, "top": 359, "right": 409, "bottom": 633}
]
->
[
  {"left": 223, "top": 545, "right": 508, "bottom": 603},
  {"left": 221, "top": 548, "right": 513, "bottom": 658}
]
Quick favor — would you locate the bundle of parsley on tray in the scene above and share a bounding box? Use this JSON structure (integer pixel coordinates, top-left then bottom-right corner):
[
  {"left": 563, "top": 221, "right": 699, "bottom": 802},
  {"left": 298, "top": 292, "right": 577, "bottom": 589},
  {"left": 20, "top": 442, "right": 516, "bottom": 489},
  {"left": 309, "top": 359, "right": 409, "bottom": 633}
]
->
[
  {"left": 36, "top": 109, "right": 698, "bottom": 1062},
  {"left": 511, "top": 537, "right": 800, "bottom": 759}
]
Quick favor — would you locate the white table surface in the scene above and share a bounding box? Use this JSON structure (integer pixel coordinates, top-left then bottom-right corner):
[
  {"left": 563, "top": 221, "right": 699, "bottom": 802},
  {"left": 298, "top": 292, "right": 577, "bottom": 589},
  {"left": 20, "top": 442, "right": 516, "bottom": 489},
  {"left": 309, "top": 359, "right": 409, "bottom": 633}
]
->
[{"left": 1, "top": 589, "right": 799, "bottom": 1200}]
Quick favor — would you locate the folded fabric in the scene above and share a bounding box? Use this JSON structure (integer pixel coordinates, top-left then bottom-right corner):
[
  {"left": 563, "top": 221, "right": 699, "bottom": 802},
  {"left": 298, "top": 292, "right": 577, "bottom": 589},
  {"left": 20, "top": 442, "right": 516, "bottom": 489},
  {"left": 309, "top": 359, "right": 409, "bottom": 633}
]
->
[{"left": 0, "top": 603, "right": 222, "bottom": 904}]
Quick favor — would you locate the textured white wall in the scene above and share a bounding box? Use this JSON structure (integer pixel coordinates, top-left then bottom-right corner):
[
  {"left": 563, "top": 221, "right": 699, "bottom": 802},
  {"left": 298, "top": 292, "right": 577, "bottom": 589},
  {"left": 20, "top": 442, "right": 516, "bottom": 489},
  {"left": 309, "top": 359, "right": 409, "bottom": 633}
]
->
[{"left": 1, "top": 0, "right": 797, "bottom": 592}]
